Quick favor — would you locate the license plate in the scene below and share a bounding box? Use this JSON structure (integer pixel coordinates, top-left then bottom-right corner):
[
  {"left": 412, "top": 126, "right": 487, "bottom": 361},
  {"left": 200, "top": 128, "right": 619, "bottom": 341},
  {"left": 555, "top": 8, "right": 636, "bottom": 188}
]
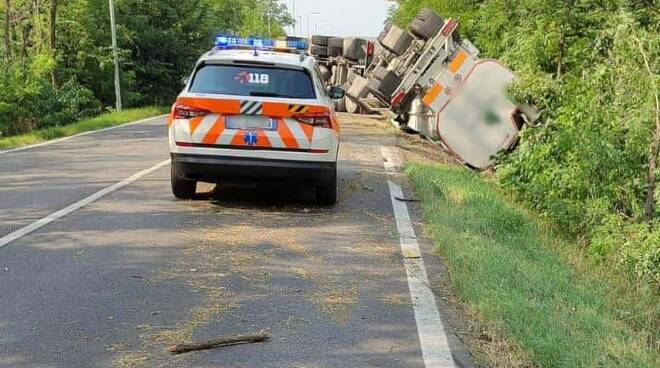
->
[{"left": 225, "top": 116, "right": 277, "bottom": 130}]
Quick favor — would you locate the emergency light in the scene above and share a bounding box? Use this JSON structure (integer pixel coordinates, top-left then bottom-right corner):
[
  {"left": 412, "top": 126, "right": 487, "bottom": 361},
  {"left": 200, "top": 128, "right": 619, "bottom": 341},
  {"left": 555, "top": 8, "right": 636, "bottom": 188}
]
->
[{"left": 214, "top": 35, "right": 308, "bottom": 53}]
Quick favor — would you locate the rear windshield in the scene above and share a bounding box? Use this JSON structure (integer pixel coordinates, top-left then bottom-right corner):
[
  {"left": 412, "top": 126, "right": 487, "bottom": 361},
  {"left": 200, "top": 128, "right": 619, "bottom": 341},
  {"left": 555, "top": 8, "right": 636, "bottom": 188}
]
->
[{"left": 189, "top": 64, "right": 316, "bottom": 99}]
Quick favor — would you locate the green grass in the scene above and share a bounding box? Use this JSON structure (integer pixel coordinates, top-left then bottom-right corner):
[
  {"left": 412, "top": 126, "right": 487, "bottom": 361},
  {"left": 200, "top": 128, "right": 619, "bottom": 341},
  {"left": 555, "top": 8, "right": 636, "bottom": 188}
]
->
[
  {"left": 406, "top": 163, "right": 659, "bottom": 368},
  {"left": 0, "top": 106, "right": 169, "bottom": 150}
]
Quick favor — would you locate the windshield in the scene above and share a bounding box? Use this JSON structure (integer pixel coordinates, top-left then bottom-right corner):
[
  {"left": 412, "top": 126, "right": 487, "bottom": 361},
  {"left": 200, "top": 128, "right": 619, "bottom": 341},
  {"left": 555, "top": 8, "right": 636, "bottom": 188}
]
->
[{"left": 189, "top": 64, "right": 316, "bottom": 99}]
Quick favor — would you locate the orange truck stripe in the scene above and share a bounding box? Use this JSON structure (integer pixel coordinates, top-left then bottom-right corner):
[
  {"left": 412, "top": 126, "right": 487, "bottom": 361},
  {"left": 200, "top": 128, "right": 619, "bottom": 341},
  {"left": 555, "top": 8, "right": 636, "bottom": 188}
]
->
[
  {"left": 448, "top": 51, "right": 467, "bottom": 73},
  {"left": 423, "top": 83, "right": 444, "bottom": 107}
]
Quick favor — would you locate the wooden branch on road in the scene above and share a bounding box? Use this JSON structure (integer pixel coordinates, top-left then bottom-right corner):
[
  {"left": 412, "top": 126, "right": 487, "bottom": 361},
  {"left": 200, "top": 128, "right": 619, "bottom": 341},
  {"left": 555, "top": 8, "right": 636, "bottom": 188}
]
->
[{"left": 167, "top": 332, "right": 270, "bottom": 355}]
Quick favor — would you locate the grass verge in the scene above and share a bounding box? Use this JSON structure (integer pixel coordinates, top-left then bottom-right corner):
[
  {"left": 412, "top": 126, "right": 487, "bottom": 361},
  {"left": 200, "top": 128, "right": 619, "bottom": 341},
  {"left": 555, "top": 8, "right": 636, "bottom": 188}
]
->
[
  {"left": 0, "top": 106, "right": 169, "bottom": 151},
  {"left": 406, "top": 163, "right": 659, "bottom": 368}
]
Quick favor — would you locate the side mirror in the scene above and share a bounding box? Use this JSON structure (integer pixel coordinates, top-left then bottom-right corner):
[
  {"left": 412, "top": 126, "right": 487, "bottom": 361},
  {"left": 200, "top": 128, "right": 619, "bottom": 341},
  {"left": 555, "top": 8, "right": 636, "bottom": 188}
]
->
[
  {"left": 327, "top": 86, "right": 345, "bottom": 100},
  {"left": 182, "top": 77, "right": 190, "bottom": 86}
]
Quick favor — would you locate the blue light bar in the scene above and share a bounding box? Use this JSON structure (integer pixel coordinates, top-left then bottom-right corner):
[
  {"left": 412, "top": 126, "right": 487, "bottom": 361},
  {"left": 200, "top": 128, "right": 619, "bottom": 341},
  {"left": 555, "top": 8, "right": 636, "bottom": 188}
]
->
[{"left": 214, "top": 35, "right": 308, "bottom": 52}]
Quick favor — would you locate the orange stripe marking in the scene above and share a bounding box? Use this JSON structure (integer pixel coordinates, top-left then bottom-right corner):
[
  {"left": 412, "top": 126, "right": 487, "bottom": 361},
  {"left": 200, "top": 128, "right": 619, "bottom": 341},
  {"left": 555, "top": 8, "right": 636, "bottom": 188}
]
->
[
  {"left": 202, "top": 116, "right": 225, "bottom": 144},
  {"left": 230, "top": 130, "right": 245, "bottom": 146},
  {"left": 423, "top": 83, "right": 444, "bottom": 107},
  {"left": 278, "top": 118, "right": 299, "bottom": 149},
  {"left": 177, "top": 97, "right": 241, "bottom": 114},
  {"left": 448, "top": 51, "right": 467, "bottom": 73},
  {"left": 299, "top": 123, "right": 314, "bottom": 143},
  {"left": 189, "top": 117, "right": 204, "bottom": 135}
]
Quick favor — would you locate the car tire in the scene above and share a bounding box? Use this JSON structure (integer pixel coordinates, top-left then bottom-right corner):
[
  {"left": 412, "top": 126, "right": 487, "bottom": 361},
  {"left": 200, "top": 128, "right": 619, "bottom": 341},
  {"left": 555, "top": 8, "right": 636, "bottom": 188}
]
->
[
  {"left": 410, "top": 8, "right": 444, "bottom": 40},
  {"left": 328, "top": 37, "right": 344, "bottom": 57},
  {"left": 379, "top": 24, "right": 413, "bottom": 56},
  {"left": 316, "top": 169, "right": 337, "bottom": 206},
  {"left": 310, "top": 45, "right": 329, "bottom": 57},
  {"left": 171, "top": 162, "right": 196, "bottom": 200},
  {"left": 311, "top": 35, "right": 329, "bottom": 46}
]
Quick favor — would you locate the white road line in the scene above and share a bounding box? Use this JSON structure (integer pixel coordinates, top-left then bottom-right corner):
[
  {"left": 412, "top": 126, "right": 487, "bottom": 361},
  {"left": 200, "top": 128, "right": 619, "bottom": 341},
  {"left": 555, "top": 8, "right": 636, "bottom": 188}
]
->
[
  {"left": 0, "top": 114, "right": 168, "bottom": 156},
  {"left": 0, "top": 159, "right": 170, "bottom": 249},
  {"left": 382, "top": 146, "right": 457, "bottom": 368}
]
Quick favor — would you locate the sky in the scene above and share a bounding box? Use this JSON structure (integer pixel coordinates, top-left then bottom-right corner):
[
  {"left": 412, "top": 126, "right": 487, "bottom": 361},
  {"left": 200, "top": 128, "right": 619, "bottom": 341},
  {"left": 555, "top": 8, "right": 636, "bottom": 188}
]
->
[{"left": 282, "top": 0, "right": 391, "bottom": 38}]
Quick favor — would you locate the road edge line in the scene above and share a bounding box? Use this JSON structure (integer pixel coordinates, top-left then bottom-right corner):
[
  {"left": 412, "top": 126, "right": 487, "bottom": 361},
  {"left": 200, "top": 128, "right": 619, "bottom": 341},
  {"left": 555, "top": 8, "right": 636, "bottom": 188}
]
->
[
  {"left": 0, "top": 114, "right": 169, "bottom": 156},
  {"left": 381, "top": 146, "right": 457, "bottom": 368},
  {"left": 0, "top": 159, "right": 170, "bottom": 250}
]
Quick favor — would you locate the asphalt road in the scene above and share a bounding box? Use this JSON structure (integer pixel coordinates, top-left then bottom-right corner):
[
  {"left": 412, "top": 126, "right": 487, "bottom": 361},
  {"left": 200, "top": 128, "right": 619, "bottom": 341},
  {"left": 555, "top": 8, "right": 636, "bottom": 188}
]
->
[{"left": 0, "top": 115, "right": 471, "bottom": 368}]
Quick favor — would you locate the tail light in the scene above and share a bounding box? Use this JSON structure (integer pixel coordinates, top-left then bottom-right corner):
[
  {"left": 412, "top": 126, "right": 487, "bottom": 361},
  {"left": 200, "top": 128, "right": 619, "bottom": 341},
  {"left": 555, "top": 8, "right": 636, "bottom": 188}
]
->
[
  {"left": 391, "top": 91, "right": 406, "bottom": 106},
  {"left": 293, "top": 112, "right": 333, "bottom": 129},
  {"left": 367, "top": 42, "right": 375, "bottom": 56},
  {"left": 173, "top": 104, "right": 210, "bottom": 119}
]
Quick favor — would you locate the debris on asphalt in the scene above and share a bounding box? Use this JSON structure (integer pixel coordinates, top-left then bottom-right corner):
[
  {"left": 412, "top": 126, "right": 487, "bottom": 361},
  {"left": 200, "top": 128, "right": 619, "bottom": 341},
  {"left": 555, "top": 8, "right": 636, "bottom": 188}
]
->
[
  {"left": 395, "top": 196, "right": 420, "bottom": 203},
  {"left": 166, "top": 332, "right": 270, "bottom": 355}
]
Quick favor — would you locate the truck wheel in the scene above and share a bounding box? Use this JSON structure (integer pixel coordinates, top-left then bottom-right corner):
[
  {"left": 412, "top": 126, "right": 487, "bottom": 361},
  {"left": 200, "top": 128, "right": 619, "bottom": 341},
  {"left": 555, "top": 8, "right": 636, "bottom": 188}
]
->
[
  {"left": 346, "top": 75, "right": 369, "bottom": 100},
  {"left": 171, "top": 162, "right": 196, "bottom": 200},
  {"left": 379, "top": 25, "right": 413, "bottom": 56},
  {"left": 410, "top": 8, "right": 444, "bottom": 40},
  {"left": 311, "top": 35, "right": 329, "bottom": 46},
  {"left": 310, "top": 45, "right": 329, "bottom": 57},
  {"left": 345, "top": 97, "right": 361, "bottom": 114},
  {"left": 316, "top": 170, "right": 337, "bottom": 206},
  {"left": 343, "top": 37, "right": 367, "bottom": 61},
  {"left": 372, "top": 66, "right": 392, "bottom": 81},
  {"left": 377, "top": 23, "right": 392, "bottom": 44},
  {"left": 335, "top": 98, "right": 347, "bottom": 112},
  {"left": 318, "top": 64, "right": 332, "bottom": 82},
  {"left": 367, "top": 72, "right": 401, "bottom": 101},
  {"left": 328, "top": 37, "right": 344, "bottom": 57}
]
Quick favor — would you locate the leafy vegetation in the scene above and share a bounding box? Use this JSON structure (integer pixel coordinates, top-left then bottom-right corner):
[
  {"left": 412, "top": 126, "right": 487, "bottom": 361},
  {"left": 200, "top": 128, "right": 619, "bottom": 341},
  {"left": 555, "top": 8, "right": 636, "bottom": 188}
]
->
[
  {"left": 0, "top": 106, "right": 168, "bottom": 150},
  {"left": 406, "top": 163, "right": 659, "bottom": 367},
  {"left": 390, "top": 1, "right": 659, "bottom": 285},
  {"left": 0, "top": 0, "right": 292, "bottom": 138}
]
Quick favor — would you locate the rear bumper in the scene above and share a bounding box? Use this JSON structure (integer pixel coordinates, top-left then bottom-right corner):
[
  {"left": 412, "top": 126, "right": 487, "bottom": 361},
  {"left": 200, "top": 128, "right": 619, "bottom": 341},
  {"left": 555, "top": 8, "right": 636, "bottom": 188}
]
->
[{"left": 172, "top": 153, "right": 336, "bottom": 184}]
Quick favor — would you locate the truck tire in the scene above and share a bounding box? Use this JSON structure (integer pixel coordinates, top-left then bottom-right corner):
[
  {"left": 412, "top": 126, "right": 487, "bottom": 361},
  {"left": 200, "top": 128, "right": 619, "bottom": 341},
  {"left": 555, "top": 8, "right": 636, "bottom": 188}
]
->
[
  {"left": 346, "top": 75, "right": 369, "bottom": 100},
  {"left": 171, "top": 162, "right": 196, "bottom": 200},
  {"left": 372, "top": 66, "right": 392, "bottom": 81},
  {"left": 345, "top": 97, "right": 361, "bottom": 114},
  {"left": 335, "top": 98, "right": 347, "bottom": 112},
  {"left": 343, "top": 37, "right": 367, "bottom": 61},
  {"left": 310, "top": 45, "right": 328, "bottom": 57},
  {"left": 316, "top": 169, "right": 337, "bottom": 206},
  {"left": 318, "top": 64, "right": 332, "bottom": 82},
  {"left": 367, "top": 72, "right": 401, "bottom": 102},
  {"left": 311, "top": 35, "right": 329, "bottom": 46},
  {"left": 328, "top": 37, "right": 344, "bottom": 57},
  {"left": 410, "top": 8, "right": 444, "bottom": 40},
  {"left": 377, "top": 23, "right": 392, "bottom": 44},
  {"left": 380, "top": 25, "right": 413, "bottom": 56}
]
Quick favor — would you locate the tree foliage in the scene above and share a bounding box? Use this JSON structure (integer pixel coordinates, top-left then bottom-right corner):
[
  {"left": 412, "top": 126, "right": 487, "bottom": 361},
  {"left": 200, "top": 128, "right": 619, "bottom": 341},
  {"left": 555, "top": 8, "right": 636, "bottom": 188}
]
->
[
  {"left": 391, "top": 0, "right": 660, "bottom": 285},
  {"left": 0, "top": 0, "right": 293, "bottom": 136}
]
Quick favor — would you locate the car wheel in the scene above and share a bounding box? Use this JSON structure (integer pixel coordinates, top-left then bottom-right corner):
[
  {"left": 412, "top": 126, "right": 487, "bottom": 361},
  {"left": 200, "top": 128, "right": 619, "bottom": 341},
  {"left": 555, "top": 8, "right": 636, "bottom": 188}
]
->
[
  {"left": 171, "top": 162, "right": 196, "bottom": 200},
  {"left": 316, "top": 169, "right": 337, "bottom": 206},
  {"left": 410, "top": 8, "right": 444, "bottom": 40}
]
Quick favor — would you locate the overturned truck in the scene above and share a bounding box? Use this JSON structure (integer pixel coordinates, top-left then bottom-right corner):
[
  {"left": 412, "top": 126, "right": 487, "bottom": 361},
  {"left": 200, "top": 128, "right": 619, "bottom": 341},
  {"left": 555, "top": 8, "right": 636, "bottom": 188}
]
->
[{"left": 319, "top": 9, "right": 538, "bottom": 170}]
